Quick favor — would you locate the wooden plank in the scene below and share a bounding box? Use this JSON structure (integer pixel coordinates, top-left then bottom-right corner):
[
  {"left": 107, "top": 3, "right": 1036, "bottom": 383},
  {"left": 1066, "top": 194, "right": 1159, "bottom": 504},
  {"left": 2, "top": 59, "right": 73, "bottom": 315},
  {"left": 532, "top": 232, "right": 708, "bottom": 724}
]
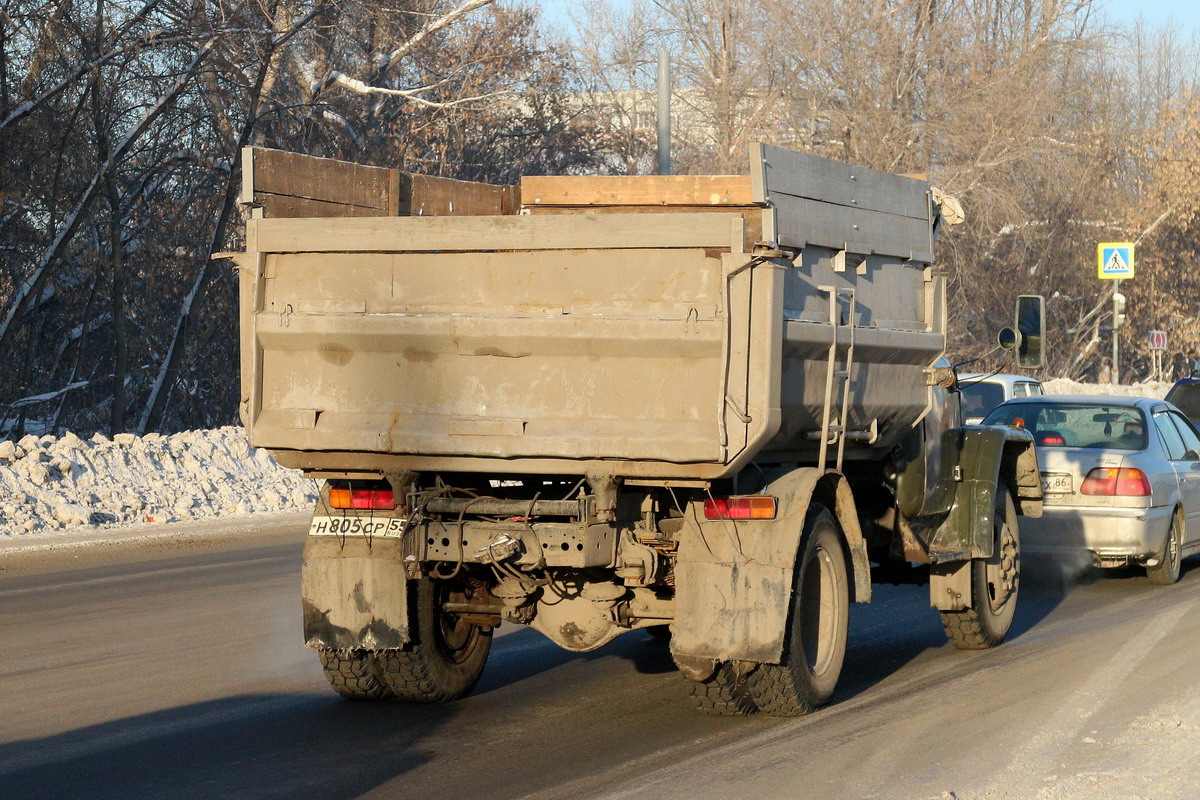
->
[
  {"left": 525, "top": 204, "right": 764, "bottom": 251},
  {"left": 256, "top": 193, "right": 391, "bottom": 219},
  {"left": 771, "top": 195, "right": 933, "bottom": 261},
  {"left": 250, "top": 213, "right": 741, "bottom": 253},
  {"left": 400, "top": 173, "right": 517, "bottom": 216},
  {"left": 755, "top": 144, "right": 931, "bottom": 221},
  {"left": 246, "top": 147, "right": 396, "bottom": 211},
  {"left": 521, "top": 175, "right": 755, "bottom": 207}
]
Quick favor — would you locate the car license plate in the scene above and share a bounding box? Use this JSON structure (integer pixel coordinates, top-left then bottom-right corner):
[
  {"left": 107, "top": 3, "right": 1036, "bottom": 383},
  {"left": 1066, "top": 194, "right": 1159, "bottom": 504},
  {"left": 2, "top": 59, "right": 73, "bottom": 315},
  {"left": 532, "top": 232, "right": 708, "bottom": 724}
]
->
[
  {"left": 1041, "top": 473, "right": 1072, "bottom": 494},
  {"left": 309, "top": 515, "right": 407, "bottom": 537}
]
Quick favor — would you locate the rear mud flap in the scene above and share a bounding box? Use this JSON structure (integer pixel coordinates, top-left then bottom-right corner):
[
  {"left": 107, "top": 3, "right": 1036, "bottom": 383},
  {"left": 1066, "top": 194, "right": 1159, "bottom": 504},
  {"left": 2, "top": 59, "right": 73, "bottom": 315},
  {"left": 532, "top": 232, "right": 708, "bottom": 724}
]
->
[
  {"left": 672, "top": 560, "right": 791, "bottom": 663},
  {"left": 301, "top": 535, "right": 410, "bottom": 650}
]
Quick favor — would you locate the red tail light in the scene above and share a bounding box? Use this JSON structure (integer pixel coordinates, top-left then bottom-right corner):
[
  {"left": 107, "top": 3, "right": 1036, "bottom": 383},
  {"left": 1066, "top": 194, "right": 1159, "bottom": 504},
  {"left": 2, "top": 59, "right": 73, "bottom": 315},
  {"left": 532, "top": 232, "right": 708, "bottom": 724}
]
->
[
  {"left": 328, "top": 487, "right": 396, "bottom": 510},
  {"left": 704, "top": 496, "right": 778, "bottom": 520},
  {"left": 1038, "top": 434, "right": 1065, "bottom": 445},
  {"left": 1080, "top": 467, "right": 1152, "bottom": 497}
]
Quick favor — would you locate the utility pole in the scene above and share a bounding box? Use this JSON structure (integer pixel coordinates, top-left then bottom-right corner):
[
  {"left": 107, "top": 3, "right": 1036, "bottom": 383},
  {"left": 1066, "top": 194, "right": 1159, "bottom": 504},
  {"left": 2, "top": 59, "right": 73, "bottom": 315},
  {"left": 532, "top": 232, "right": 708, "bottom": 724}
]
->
[
  {"left": 657, "top": 49, "right": 671, "bottom": 176},
  {"left": 1112, "top": 279, "right": 1120, "bottom": 385}
]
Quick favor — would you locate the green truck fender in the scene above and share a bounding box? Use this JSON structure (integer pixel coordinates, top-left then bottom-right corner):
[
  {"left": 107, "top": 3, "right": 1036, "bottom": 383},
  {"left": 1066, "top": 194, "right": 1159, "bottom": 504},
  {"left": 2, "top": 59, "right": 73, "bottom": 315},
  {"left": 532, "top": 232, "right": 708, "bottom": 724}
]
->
[{"left": 928, "top": 425, "right": 1041, "bottom": 611}]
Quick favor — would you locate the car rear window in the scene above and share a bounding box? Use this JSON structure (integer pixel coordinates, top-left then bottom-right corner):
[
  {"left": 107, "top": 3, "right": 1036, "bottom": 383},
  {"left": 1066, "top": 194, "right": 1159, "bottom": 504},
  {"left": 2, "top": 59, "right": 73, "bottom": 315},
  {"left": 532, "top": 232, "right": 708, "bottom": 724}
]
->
[
  {"left": 961, "top": 382, "right": 1005, "bottom": 418},
  {"left": 982, "top": 402, "right": 1147, "bottom": 451},
  {"left": 1166, "top": 382, "right": 1200, "bottom": 422}
]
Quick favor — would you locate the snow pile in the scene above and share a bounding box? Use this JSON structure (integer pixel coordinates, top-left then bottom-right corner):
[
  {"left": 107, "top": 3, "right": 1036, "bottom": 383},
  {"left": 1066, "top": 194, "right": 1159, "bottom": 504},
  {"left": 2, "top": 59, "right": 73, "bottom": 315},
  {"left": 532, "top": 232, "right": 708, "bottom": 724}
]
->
[
  {"left": 0, "top": 427, "right": 317, "bottom": 536},
  {"left": 1042, "top": 378, "right": 1172, "bottom": 399}
]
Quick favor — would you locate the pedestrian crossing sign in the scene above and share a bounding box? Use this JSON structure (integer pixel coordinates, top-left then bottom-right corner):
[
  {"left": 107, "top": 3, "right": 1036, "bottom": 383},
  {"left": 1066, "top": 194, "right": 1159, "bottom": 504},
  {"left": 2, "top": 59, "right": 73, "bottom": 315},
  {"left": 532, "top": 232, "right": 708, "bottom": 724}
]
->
[{"left": 1097, "top": 242, "right": 1134, "bottom": 279}]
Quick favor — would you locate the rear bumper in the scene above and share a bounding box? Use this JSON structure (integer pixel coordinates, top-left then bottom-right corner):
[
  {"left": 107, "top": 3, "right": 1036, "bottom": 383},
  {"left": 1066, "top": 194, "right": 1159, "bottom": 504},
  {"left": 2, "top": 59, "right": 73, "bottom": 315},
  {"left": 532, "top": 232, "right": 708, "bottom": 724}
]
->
[{"left": 1020, "top": 504, "right": 1173, "bottom": 566}]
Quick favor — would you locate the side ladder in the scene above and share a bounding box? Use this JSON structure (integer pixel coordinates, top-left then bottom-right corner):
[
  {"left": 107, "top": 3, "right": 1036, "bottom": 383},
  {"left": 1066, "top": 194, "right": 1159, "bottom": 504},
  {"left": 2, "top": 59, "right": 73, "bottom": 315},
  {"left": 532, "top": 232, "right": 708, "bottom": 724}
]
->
[{"left": 812, "top": 286, "right": 877, "bottom": 473}]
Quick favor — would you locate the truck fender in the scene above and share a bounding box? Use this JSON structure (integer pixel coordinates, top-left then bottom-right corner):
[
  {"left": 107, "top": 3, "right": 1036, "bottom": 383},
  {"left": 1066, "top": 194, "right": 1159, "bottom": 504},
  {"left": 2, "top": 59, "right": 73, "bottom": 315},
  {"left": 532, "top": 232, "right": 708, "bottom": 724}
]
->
[
  {"left": 928, "top": 426, "right": 1040, "bottom": 611},
  {"left": 301, "top": 534, "right": 411, "bottom": 650},
  {"left": 671, "top": 467, "right": 870, "bottom": 665}
]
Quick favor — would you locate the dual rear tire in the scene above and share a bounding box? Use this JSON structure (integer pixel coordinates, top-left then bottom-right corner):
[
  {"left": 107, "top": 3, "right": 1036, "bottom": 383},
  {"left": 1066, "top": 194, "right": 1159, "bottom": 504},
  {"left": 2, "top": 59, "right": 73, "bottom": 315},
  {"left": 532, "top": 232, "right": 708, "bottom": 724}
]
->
[
  {"left": 318, "top": 578, "right": 492, "bottom": 702},
  {"left": 690, "top": 506, "right": 850, "bottom": 717},
  {"left": 745, "top": 507, "right": 850, "bottom": 716}
]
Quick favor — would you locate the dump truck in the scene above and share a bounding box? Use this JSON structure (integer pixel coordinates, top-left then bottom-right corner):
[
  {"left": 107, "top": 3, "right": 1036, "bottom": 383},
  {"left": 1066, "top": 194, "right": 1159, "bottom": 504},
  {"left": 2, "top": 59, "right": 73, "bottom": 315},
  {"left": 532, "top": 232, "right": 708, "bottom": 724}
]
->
[{"left": 232, "top": 143, "right": 1043, "bottom": 716}]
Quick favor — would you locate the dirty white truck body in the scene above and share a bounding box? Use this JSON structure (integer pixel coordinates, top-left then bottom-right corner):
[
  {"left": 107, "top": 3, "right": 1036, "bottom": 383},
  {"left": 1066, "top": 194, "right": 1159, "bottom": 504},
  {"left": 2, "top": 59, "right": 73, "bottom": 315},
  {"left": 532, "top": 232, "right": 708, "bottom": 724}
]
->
[{"left": 235, "top": 144, "right": 1041, "bottom": 715}]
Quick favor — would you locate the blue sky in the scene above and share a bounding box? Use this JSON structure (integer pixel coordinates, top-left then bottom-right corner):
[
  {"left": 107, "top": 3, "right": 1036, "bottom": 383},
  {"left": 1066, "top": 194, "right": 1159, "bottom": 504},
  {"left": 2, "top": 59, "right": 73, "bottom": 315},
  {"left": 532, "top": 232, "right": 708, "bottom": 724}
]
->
[{"left": 1103, "top": 0, "right": 1200, "bottom": 28}]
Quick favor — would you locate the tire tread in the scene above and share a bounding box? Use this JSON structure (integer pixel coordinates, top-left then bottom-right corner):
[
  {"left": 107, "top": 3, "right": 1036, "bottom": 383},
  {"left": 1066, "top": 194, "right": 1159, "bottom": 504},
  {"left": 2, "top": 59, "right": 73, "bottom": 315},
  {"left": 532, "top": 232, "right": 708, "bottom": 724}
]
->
[
  {"left": 688, "top": 663, "right": 758, "bottom": 716},
  {"left": 318, "top": 649, "right": 393, "bottom": 700}
]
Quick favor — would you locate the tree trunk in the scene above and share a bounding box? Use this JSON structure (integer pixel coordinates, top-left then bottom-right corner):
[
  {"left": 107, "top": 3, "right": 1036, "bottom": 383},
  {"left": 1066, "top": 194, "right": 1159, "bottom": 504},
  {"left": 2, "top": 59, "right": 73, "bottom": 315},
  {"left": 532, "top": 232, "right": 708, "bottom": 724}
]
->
[{"left": 106, "top": 173, "right": 126, "bottom": 434}]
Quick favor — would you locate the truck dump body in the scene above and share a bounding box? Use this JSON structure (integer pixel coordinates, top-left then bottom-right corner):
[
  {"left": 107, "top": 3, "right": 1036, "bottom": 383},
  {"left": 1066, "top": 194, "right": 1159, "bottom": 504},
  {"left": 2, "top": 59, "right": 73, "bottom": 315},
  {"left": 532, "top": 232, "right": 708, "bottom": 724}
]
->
[
  {"left": 239, "top": 144, "right": 1039, "bottom": 712},
  {"left": 238, "top": 145, "right": 947, "bottom": 480}
]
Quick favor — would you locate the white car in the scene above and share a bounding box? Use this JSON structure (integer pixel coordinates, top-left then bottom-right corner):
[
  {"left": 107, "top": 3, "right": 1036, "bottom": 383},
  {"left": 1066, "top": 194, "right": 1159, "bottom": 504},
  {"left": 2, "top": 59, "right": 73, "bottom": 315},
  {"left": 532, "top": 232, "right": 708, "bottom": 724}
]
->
[
  {"left": 983, "top": 395, "right": 1200, "bottom": 583},
  {"left": 959, "top": 373, "right": 1044, "bottom": 425}
]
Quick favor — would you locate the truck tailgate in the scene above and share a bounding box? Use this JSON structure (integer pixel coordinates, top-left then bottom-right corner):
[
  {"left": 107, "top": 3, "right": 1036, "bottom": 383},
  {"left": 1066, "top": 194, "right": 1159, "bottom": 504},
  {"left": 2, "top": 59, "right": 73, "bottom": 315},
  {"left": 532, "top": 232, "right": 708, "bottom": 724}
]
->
[{"left": 241, "top": 213, "right": 753, "bottom": 470}]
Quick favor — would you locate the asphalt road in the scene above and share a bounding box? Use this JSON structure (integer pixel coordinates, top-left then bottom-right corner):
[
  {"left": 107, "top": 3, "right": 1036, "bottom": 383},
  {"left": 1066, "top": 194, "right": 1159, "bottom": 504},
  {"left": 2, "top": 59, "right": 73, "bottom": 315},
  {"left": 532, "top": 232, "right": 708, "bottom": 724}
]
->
[{"left": 2, "top": 517, "right": 1199, "bottom": 800}]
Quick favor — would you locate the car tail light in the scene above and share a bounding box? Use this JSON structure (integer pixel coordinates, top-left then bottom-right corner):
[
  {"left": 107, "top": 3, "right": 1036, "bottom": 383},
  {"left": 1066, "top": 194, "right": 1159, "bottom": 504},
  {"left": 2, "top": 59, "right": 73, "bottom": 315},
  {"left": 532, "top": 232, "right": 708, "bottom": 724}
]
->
[
  {"left": 328, "top": 486, "right": 396, "bottom": 510},
  {"left": 1038, "top": 434, "right": 1065, "bottom": 445},
  {"left": 704, "top": 496, "right": 777, "bottom": 520},
  {"left": 1080, "top": 467, "right": 1152, "bottom": 497}
]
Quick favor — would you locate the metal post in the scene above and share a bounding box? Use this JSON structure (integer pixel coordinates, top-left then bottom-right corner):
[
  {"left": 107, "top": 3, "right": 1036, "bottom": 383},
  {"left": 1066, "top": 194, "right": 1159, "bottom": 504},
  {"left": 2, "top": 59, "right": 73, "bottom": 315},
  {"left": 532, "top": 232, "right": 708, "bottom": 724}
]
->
[
  {"left": 1112, "top": 279, "right": 1120, "bottom": 385},
  {"left": 657, "top": 49, "right": 671, "bottom": 176}
]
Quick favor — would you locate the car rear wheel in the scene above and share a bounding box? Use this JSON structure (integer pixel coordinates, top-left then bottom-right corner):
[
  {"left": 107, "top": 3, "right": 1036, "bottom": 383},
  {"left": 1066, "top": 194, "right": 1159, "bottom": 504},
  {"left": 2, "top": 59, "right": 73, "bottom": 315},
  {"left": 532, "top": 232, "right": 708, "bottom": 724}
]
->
[{"left": 1147, "top": 512, "right": 1183, "bottom": 585}]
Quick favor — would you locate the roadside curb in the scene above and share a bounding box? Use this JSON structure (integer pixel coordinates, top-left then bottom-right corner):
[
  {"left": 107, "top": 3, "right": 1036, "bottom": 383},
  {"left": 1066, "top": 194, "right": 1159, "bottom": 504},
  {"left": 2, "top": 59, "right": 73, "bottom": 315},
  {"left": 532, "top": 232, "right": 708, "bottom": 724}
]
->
[{"left": 0, "top": 510, "right": 310, "bottom": 561}]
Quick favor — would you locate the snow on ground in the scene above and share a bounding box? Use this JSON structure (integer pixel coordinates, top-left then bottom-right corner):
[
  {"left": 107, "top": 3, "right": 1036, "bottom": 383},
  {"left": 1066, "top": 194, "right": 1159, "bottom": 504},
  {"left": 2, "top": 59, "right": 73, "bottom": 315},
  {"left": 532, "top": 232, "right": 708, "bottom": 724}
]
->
[
  {"left": 1042, "top": 377, "right": 1172, "bottom": 399},
  {"left": 0, "top": 427, "right": 317, "bottom": 537}
]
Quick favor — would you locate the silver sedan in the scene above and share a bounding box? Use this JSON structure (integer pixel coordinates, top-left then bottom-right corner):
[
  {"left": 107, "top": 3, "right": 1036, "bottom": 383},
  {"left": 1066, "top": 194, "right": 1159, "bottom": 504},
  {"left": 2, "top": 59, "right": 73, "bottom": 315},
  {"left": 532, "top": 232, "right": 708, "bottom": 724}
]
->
[{"left": 982, "top": 394, "right": 1200, "bottom": 583}]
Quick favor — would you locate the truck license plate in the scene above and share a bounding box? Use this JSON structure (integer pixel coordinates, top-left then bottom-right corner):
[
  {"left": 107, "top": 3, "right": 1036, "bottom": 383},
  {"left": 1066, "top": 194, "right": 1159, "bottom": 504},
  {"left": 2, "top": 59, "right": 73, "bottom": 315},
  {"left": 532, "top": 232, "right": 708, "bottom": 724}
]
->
[
  {"left": 309, "top": 515, "right": 407, "bottom": 537},
  {"left": 1041, "top": 473, "right": 1072, "bottom": 494}
]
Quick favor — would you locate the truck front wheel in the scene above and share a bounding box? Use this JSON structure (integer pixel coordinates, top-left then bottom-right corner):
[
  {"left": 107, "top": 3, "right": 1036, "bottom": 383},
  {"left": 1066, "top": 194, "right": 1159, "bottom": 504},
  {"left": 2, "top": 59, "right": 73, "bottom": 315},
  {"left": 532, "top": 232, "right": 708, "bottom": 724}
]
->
[
  {"left": 375, "top": 577, "right": 493, "bottom": 703},
  {"left": 746, "top": 506, "right": 850, "bottom": 716},
  {"left": 941, "top": 487, "right": 1020, "bottom": 649}
]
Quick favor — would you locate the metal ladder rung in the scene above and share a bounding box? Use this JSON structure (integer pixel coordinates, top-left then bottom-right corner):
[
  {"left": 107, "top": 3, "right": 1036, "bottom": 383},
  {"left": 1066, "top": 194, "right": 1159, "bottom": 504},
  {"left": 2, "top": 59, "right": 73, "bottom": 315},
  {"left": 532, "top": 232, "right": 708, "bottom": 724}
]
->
[{"left": 817, "top": 285, "right": 857, "bottom": 475}]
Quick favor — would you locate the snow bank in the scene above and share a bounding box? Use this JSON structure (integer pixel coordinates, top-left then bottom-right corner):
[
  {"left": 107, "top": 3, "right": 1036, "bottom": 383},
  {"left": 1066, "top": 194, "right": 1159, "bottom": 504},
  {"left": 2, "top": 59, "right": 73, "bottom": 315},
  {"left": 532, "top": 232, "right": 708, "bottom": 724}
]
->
[
  {"left": 0, "top": 427, "right": 317, "bottom": 537},
  {"left": 1042, "top": 378, "right": 1172, "bottom": 399}
]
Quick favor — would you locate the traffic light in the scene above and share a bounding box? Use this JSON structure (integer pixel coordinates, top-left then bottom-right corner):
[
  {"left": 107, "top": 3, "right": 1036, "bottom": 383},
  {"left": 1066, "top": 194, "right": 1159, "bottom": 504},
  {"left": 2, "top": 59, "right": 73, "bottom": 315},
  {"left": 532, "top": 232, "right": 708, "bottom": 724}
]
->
[
  {"left": 1113, "top": 292, "right": 1126, "bottom": 329},
  {"left": 1015, "top": 295, "right": 1045, "bottom": 369}
]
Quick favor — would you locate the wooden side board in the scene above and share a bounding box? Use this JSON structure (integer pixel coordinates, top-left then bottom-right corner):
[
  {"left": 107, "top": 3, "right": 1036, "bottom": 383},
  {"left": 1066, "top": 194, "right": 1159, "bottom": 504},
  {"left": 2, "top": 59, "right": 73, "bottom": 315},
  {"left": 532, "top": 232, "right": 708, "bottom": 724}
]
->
[
  {"left": 400, "top": 174, "right": 518, "bottom": 216},
  {"left": 241, "top": 147, "right": 517, "bottom": 218},
  {"left": 252, "top": 193, "right": 395, "bottom": 219},
  {"left": 521, "top": 175, "right": 756, "bottom": 207},
  {"left": 242, "top": 147, "right": 399, "bottom": 214},
  {"left": 249, "top": 213, "right": 743, "bottom": 253},
  {"left": 525, "top": 204, "right": 764, "bottom": 251}
]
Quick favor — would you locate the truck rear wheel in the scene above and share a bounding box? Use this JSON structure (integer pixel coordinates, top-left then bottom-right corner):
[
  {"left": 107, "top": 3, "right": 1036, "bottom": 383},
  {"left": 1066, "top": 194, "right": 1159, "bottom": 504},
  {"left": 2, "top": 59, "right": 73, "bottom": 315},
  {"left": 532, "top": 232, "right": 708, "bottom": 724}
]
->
[
  {"left": 318, "top": 649, "right": 394, "bottom": 700},
  {"left": 688, "top": 662, "right": 758, "bottom": 715},
  {"left": 942, "top": 487, "right": 1020, "bottom": 649},
  {"left": 375, "top": 577, "right": 492, "bottom": 703},
  {"left": 746, "top": 507, "right": 850, "bottom": 717}
]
